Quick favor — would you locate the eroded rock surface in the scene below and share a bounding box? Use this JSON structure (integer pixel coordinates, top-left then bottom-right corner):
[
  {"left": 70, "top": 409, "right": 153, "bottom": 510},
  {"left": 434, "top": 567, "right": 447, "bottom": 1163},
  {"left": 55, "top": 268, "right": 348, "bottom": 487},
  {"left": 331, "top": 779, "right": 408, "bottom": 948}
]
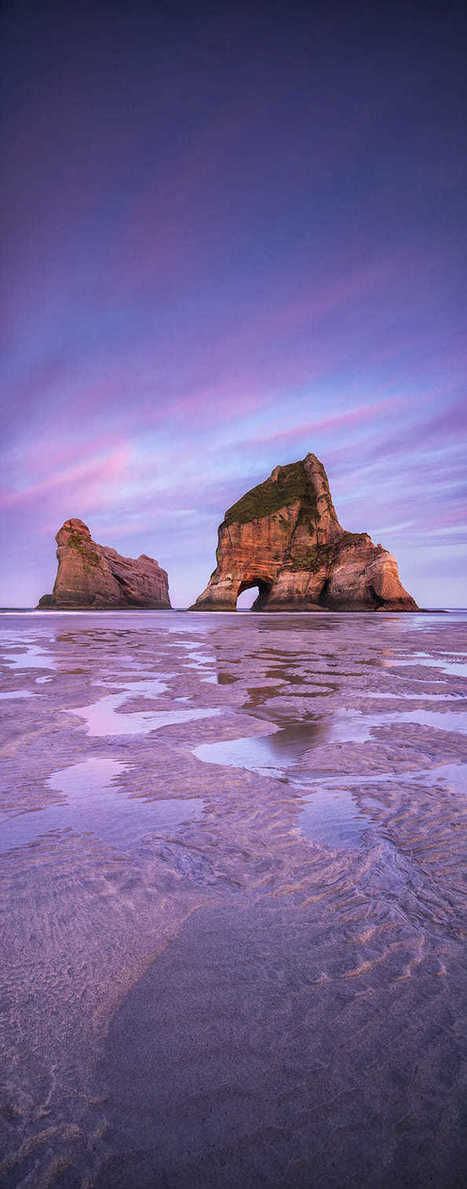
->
[
  {"left": 38, "top": 519, "right": 171, "bottom": 609},
  {"left": 192, "top": 453, "right": 418, "bottom": 611}
]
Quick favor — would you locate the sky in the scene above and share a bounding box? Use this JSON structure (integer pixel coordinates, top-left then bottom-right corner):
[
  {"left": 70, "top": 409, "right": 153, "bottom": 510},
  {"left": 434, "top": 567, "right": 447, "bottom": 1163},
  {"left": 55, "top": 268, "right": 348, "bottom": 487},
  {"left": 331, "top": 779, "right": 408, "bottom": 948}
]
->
[{"left": 1, "top": 0, "right": 466, "bottom": 608}]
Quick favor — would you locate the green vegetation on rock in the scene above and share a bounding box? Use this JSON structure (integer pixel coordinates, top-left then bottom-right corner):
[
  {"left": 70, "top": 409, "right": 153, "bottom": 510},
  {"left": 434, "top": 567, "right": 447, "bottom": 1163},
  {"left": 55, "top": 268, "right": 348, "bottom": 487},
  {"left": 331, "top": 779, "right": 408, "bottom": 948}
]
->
[
  {"left": 68, "top": 532, "right": 100, "bottom": 569},
  {"left": 289, "top": 543, "right": 335, "bottom": 572},
  {"left": 340, "top": 531, "right": 370, "bottom": 548},
  {"left": 224, "top": 461, "right": 317, "bottom": 526}
]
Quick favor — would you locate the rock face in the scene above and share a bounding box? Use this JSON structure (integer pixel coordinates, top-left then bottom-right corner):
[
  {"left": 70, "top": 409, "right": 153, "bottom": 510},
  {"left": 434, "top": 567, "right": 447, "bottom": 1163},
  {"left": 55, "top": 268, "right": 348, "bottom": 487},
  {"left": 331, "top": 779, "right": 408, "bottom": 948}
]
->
[
  {"left": 38, "top": 519, "right": 171, "bottom": 610},
  {"left": 192, "top": 454, "right": 418, "bottom": 612}
]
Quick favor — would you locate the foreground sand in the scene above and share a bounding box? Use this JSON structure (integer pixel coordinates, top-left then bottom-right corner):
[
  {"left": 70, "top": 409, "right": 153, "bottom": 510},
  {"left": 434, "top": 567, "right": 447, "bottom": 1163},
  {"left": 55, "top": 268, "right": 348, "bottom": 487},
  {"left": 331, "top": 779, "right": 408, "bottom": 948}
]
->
[{"left": 0, "top": 610, "right": 466, "bottom": 1186}]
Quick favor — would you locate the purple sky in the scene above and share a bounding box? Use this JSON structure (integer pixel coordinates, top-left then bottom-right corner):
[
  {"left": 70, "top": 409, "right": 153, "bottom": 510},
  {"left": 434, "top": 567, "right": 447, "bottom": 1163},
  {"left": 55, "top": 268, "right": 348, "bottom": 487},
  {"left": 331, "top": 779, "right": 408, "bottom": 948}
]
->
[{"left": 1, "top": 1, "right": 466, "bottom": 608}]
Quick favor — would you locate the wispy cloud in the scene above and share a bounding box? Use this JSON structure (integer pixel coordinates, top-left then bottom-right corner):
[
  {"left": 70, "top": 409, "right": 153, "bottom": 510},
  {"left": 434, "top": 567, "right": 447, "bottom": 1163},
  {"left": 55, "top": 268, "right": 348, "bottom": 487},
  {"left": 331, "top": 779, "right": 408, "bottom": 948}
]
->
[
  {"left": 232, "top": 397, "right": 407, "bottom": 453},
  {"left": 0, "top": 445, "right": 129, "bottom": 510}
]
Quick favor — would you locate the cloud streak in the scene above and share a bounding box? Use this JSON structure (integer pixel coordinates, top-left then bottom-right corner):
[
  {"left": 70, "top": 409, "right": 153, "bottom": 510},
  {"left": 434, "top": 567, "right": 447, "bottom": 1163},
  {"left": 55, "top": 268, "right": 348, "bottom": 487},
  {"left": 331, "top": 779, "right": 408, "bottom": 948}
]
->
[
  {"left": 0, "top": 445, "right": 130, "bottom": 511},
  {"left": 1, "top": 3, "right": 466, "bottom": 607}
]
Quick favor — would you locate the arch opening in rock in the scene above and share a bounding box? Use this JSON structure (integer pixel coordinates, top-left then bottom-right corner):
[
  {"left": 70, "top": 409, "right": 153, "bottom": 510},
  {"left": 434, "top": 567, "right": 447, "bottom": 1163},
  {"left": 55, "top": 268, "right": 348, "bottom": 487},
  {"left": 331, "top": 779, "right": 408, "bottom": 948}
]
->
[
  {"left": 191, "top": 453, "right": 418, "bottom": 612},
  {"left": 236, "top": 579, "right": 271, "bottom": 611}
]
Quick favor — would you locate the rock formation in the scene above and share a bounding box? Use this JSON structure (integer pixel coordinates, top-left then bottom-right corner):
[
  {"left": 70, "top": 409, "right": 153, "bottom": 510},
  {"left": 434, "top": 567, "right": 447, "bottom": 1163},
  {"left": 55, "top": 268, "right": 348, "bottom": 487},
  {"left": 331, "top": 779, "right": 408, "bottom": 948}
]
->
[
  {"left": 38, "top": 519, "right": 171, "bottom": 610},
  {"left": 192, "top": 453, "right": 418, "bottom": 612}
]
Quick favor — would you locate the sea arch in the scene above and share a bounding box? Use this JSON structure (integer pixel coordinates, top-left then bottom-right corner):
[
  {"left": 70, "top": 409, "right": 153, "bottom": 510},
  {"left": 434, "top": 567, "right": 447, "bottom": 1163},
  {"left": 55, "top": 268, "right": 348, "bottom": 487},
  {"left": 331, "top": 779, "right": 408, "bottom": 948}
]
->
[{"left": 235, "top": 577, "right": 272, "bottom": 611}]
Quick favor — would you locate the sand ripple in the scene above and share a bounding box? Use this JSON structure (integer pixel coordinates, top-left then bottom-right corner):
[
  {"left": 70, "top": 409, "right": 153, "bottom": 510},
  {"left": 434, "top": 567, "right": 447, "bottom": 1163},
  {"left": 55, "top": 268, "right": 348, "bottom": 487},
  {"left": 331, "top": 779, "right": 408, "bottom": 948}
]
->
[{"left": 0, "top": 610, "right": 465, "bottom": 1186}]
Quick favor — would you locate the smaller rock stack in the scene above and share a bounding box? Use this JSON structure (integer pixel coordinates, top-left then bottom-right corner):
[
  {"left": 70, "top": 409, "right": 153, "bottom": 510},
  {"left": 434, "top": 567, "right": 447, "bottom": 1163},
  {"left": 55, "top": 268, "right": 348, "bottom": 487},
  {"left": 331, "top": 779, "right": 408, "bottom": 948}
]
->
[{"left": 38, "top": 519, "right": 171, "bottom": 609}]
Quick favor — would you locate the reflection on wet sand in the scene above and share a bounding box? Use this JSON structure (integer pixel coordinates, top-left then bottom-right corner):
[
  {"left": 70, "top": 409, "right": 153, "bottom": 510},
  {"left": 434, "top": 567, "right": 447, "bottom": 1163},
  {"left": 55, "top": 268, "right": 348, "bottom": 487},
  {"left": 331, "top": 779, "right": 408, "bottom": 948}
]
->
[
  {"left": 73, "top": 677, "right": 221, "bottom": 736},
  {"left": 298, "top": 782, "right": 374, "bottom": 847},
  {"left": 385, "top": 651, "right": 467, "bottom": 678},
  {"left": 0, "top": 609, "right": 466, "bottom": 1188},
  {"left": 194, "top": 715, "right": 329, "bottom": 779},
  {"left": 0, "top": 756, "right": 204, "bottom": 854},
  {"left": 194, "top": 700, "right": 467, "bottom": 784},
  {"left": 1, "top": 640, "right": 55, "bottom": 670}
]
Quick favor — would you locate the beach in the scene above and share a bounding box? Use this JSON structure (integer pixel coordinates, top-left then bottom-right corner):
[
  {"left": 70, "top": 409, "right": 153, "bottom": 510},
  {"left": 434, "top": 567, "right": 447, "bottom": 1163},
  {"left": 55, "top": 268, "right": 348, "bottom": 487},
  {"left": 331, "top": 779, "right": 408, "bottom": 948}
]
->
[{"left": 0, "top": 609, "right": 466, "bottom": 1186}]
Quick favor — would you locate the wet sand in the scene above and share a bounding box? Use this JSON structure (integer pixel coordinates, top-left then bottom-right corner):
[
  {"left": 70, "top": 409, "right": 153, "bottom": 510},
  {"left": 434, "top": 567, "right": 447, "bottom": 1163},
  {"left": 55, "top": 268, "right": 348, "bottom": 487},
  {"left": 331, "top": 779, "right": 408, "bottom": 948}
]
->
[{"left": 0, "top": 610, "right": 466, "bottom": 1186}]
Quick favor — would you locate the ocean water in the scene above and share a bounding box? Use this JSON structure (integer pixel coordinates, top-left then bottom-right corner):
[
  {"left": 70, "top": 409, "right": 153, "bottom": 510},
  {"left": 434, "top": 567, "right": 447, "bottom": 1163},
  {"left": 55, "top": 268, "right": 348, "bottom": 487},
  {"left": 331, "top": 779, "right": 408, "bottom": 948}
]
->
[{"left": 0, "top": 609, "right": 466, "bottom": 1186}]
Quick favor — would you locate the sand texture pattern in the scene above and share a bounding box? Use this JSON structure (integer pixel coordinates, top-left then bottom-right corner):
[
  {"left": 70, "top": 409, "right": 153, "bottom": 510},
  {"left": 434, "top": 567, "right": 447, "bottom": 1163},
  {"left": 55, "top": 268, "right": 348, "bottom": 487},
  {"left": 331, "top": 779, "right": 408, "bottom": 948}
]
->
[{"left": 0, "top": 608, "right": 465, "bottom": 1187}]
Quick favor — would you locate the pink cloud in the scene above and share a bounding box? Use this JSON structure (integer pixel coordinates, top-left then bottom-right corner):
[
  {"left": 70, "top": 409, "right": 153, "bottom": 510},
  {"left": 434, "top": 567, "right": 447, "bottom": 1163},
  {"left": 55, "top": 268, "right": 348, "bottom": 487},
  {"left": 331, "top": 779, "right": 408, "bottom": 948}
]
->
[
  {"left": 7, "top": 428, "right": 128, "bottom": 477},
  {"left": 233, "top": 397, "right": 407, "bottom": 452},
  {"left": 0, "top": 444, "right": 130, "bottom": 510}
]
